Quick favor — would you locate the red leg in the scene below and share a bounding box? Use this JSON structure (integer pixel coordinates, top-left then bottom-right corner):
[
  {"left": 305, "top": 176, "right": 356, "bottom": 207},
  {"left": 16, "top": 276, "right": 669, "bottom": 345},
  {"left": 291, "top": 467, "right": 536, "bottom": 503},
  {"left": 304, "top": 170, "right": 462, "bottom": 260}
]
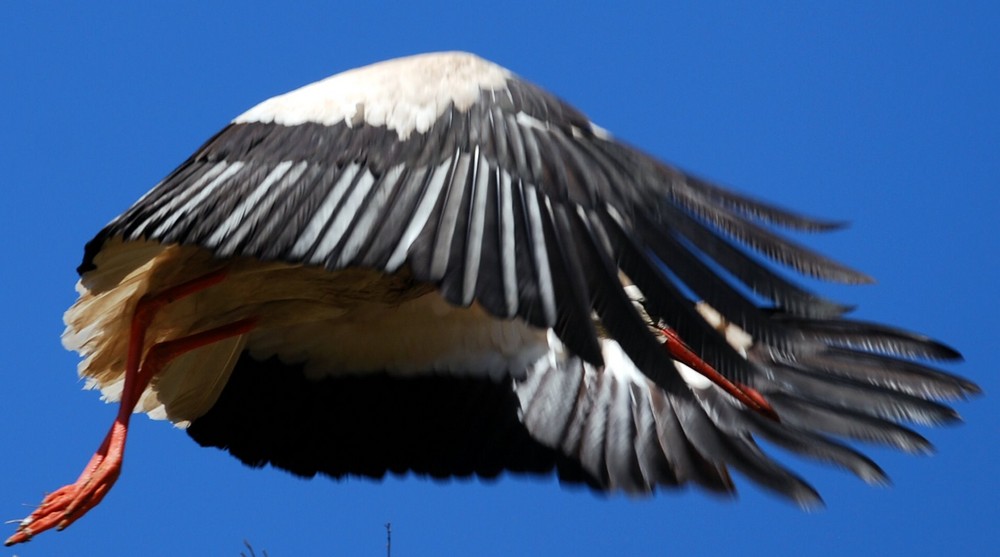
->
[
  {"left": 6, "top": 269, "right": 253, "bottom": 547},
  {"left": 58, "top": 317, "right": 258, "bottom": 525},
  {"left": 659, "top": 326, "right": 779, "bottom": 422},
  {"left": 125, "top": 268, "right": 230, "bottom": 405}
]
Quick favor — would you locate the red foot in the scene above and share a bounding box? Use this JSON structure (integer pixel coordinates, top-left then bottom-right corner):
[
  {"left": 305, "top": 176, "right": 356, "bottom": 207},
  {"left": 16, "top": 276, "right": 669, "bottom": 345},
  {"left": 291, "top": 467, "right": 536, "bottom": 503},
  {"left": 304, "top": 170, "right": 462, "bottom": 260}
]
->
[
  {"left": 6, "top": 269, "right": 256, "bottom": 546},
  {"left": 659, "top": 326, "right": 779, "bottom": 422},
  {"left": 5, "top": 421, "right": 126, "bottom": 545}
]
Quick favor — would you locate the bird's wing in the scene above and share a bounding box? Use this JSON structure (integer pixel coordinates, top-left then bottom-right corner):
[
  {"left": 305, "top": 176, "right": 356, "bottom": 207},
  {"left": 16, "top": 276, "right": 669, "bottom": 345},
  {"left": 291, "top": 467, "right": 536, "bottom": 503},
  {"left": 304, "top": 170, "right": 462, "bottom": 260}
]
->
[{"left": 80, "top": 55, "right": 974, "bottom": 504}]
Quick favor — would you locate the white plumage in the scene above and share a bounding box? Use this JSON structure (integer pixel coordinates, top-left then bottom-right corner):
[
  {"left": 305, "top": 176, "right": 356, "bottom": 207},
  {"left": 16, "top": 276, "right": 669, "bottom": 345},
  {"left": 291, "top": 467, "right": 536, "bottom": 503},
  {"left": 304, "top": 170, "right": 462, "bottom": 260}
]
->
[{"left": 235, "top": 52, "right": 510, "bottom": 137}]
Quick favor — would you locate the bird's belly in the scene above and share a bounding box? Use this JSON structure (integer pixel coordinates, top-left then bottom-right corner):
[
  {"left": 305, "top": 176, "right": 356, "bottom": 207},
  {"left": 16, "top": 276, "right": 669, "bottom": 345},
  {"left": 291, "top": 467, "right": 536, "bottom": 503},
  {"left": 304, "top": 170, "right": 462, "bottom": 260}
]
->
[{"left": 65, "top": 240, "right": 550, "bottom": 424}]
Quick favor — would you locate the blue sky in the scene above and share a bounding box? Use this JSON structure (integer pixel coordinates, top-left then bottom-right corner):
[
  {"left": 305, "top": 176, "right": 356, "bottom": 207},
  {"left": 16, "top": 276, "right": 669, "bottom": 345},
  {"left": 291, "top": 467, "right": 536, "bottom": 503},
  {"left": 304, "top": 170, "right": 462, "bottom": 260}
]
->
[{"left": 2, "top": 2, "right": 997, "bottom": 556}]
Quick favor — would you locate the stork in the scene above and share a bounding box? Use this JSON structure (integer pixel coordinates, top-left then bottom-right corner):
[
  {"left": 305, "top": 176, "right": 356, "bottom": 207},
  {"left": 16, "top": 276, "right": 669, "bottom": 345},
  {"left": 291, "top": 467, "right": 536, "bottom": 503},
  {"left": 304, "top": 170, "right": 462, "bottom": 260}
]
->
[{"left": 7, "top": 52, "right": 976, "bottom": 546}]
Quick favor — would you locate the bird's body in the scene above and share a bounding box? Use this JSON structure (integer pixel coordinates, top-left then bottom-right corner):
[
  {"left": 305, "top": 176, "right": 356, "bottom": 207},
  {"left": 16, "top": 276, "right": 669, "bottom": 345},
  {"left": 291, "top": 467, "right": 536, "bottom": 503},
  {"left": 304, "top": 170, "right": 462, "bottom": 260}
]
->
[
  {"left": 7, "top": 52, "right": 975, "bottom": 545},
  {"left": 69, "top": 240, "right": 539, "bottom": 422}
]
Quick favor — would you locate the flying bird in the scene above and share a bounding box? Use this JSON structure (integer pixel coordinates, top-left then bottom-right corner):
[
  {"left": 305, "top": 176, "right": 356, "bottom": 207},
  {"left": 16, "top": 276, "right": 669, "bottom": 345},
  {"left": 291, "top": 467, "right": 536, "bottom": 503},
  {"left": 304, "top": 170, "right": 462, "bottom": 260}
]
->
[{"left": 7, "top": 51, "right": 977, "bottom": 546}]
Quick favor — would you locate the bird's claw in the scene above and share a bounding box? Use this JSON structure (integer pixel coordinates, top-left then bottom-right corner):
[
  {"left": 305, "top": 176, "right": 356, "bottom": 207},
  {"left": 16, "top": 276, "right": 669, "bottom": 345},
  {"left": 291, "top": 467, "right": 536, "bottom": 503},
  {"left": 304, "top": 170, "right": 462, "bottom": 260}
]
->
[{"left": 5, "top": 460, "right": 121, "bottom": 546}]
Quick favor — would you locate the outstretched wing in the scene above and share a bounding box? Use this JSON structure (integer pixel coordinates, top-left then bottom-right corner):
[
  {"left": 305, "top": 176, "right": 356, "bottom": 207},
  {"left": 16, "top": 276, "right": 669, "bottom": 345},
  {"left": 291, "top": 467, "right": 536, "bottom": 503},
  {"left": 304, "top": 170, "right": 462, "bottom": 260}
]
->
[{"left": 81, "top": 52, "right": 974, "bottom": 505}]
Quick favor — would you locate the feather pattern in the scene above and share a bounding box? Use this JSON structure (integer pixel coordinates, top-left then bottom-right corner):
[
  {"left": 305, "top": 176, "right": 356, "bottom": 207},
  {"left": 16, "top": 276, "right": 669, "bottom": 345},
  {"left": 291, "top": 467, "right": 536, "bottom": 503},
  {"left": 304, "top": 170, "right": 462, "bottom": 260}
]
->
[{"left": 69, "top": 52, "right": 975, "bottom": 505}]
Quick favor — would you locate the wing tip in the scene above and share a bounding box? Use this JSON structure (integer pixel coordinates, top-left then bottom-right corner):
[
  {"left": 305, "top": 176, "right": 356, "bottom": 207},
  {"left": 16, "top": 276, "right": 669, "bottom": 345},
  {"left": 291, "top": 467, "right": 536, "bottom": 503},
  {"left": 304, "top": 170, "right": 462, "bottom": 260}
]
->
[{"left": 793, "top": 486, "right": 825, "bottom": 511}]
